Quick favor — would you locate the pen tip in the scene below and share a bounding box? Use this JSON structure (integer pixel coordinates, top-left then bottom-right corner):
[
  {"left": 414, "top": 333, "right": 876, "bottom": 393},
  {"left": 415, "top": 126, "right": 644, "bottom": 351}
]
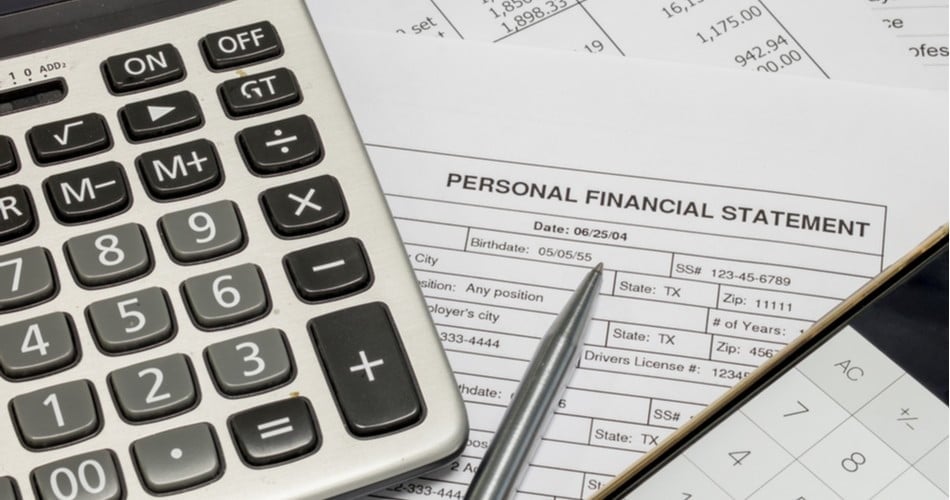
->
[{"left": 593, "top": 262, "right": 604, "bottom": 273}]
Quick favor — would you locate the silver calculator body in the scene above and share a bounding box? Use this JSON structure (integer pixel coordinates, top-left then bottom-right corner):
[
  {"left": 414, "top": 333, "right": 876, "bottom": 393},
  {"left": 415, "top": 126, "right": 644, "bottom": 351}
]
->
[{"left": 0, "top": 1, "right": 467, "bottom": 498}]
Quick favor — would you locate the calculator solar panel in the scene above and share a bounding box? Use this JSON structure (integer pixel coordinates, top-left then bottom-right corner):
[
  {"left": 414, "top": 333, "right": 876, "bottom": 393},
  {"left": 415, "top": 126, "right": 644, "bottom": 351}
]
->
[{"left": 0, "top": 1, "right": 467, "bottom": 498}]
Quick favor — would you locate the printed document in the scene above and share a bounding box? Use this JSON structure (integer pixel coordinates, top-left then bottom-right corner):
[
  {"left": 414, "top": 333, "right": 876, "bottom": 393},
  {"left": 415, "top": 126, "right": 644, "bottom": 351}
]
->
[
  {"left": 307, "top": 0, "right": 946, "bottom": 88},
  {"left": 315, "top": 30, "right": 948, "bottom": 500}
]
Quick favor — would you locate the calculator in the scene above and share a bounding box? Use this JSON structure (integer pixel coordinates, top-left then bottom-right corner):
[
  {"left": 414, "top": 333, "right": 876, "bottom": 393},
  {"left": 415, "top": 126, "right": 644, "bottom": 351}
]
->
[
  {"left": 594, "top": 227, "right": 949, "bottom": 499},
  {"left": 0, "top": 1, "right": 467, "bottom": 498}
]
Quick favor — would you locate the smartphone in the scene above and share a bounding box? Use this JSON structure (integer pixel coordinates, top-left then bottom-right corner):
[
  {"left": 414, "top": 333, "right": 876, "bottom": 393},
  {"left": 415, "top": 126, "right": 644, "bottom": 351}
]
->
[{"left": 592, "top": 226, "right": 948, "bottom": 499}]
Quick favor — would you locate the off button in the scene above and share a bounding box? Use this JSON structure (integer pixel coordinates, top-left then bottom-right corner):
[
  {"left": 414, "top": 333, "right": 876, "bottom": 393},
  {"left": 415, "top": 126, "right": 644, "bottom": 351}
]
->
[{"left": 202, "top": 21, "right": 282, "bottom": 70}]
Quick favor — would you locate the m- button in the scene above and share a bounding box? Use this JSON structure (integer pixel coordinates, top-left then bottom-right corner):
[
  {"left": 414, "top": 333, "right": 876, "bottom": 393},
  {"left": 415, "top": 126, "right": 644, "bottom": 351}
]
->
[
  {"left": 261, "top": 176, "right": 346, "bottom": 237},
  {"left": 103, "top": 44, "right": 185, "bottom": 93},
  {"left": 44, "top": 162, "right": 131, "bottom": 224},
  {"left": 202, "top": 21, "right": 282, "bottom": 70}
]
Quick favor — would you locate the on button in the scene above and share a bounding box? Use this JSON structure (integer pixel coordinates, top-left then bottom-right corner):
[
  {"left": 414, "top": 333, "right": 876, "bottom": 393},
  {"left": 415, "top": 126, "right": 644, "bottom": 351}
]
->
[{"left": 103, "top": 44, "right": 185, "bottom": 94}]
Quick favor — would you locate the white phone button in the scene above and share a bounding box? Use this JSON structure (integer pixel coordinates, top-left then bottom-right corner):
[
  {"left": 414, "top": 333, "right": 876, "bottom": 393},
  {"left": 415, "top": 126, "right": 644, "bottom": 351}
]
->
[
  {"left": 800, "top": 417, "right": 906, "bottom": 499},
  {"left": 798, "top": 326, "right": 902, "bottom": 412},
  {"left": 916, "top": 438, "right": 949, "bottom": 495},
  {"left": 855, "top": 374, "right": 949, "bottom": 463},
  {"left": 743, "top": 368, "right": 850, "bottom": 456},
  {"left": 874, "top": 467, "right": 946, "bottom": 500},
  {"left": 685, "top": 412, "right": 792, "bottom": 498},
  {"left": 625, "top": 456, "right": 731, "bottom": 500},
  {"left": 748, "top": 461, "right": 838, "bottom": 500}
]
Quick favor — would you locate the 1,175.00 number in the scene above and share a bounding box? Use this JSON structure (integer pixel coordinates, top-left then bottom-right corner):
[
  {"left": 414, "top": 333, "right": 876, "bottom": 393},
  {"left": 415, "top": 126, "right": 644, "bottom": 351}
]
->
[{"left": 696, "top": 5, "right": 762, "bottom": 43}]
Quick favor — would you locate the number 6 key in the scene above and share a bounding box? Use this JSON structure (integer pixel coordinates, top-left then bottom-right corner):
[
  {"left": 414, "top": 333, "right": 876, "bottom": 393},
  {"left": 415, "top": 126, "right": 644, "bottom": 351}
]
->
[{"left": 181, "top": 263, "right": 269, "bottom": 330}]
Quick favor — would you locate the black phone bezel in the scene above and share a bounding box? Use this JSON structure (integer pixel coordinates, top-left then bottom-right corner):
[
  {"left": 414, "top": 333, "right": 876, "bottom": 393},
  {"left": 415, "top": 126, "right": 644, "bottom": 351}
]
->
[{"left": 601, "top": 230, "right": 949, "bottom": 498}]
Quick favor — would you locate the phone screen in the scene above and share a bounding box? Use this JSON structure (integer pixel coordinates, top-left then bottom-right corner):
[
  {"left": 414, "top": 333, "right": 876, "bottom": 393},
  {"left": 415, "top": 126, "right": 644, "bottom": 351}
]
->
[{"left": 617, "top": 245, "right": 948, "bottom": 499}]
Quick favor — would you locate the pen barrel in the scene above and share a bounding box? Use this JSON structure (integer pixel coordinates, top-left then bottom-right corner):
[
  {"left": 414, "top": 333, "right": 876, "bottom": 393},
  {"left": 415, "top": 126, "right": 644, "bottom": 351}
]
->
[
  {"left": 467, "top": 334, "right": 584, "bottom": 500},
  {"left": 465, "top": 267, "right": 601, "bottom": 500}
]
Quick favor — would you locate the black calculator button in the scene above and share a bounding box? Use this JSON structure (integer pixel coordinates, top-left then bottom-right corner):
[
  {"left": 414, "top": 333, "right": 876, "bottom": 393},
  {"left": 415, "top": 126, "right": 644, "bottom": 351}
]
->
[
  {"left": 64, "top": 223, "right": 152, "bottom": 288},
  {"left": 261, "top": 176, "right": 347, "bottom": 237},
  {"left": 103, "top": 44, "right": 185, "bottom": 94},
  {"left": 309, "top": 303, "right": 423, "bottom": 437},
  {"left": 0, "top": 477, "right": 19, "bottom": 500},
  {"left": 229, "top": 398, "right": 319, "bottom": 466},
  {"left": 27, "top": 113, "right": 111, "bottom": 165},
  {"left": 132, "top": 423, "right": 222, "bottom": 494},
  {"left": 136, "top": 139, "right": 222, "bottom": 201},
  {"left": 87, "top": 287, "right": 175, "bottom": 354},
  {"left": 45, "top": 161, "right": 131, "bottom": 224},
  {"left": 284, "top": 238, "right": 371, "bottom": 302},
  {"left": 239, "top": 115, "right": 323, "bottom": 175},
  {"left": 181, "top": 263, "right": 269, "bottom": 330},
  {"left": 0, "top": 247, "right": 57, "bottom": 313},
  {"left": 0, "top": 312, "right": 77, "bottom": 380},
  {"left": 0, "top": 185, "right": 36, "bottom": 244},
  {"left": 119, "top": 91, "right": 203, "bottom": 142},
  {"left": 11, "top": 380, "right": 100, "bottom": 449},
  {"left": 202, "top": 21, "right": 282, "bottom": 70},
  {"left": 32, "top": 450, "right": 123, "bottom": 500},
  {"left": 220, "top": 68, "right": 301, "bottom": 117},
  {"left": 0, "top": 136, "right": 18, "bottom": 176},
  {"left": 108, "top": 354, "right": 198, "bottom": 422},
  {"left": 206, "top": 329, "right": 293, "bottom": 396}
]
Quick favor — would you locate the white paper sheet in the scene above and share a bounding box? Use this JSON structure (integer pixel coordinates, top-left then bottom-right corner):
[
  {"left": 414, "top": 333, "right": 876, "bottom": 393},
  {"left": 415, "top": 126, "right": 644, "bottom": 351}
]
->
[
  {"left": 313, "top": 30, "right": 947, "bottom": 500},
  {"left": 864, "top": 0, "right": 949, "bottom": 87},
  {"left": 306, "top": 0, "right": 946, "bottom": 88}
]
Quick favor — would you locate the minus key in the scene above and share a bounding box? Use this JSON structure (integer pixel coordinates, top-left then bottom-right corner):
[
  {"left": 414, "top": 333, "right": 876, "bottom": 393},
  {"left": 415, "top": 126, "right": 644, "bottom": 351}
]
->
[{"left": 283, "top": 238, "right": 373, "bottom": 302}]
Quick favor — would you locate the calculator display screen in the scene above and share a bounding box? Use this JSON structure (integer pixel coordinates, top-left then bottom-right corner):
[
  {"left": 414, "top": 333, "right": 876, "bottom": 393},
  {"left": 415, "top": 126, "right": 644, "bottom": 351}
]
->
[{"left": 623, "top": 247, "right": 948, "bottom": 499}]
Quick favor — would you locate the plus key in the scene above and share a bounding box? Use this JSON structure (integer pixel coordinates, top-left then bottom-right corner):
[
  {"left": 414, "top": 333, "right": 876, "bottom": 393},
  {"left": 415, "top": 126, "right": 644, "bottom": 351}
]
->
[{"left": 309, "top": 303, "right": 423, "bottom": 436}]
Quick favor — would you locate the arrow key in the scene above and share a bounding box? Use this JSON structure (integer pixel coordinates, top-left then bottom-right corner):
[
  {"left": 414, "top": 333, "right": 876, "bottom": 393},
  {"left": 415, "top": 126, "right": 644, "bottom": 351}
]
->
[{"left": 120, "top": 91, "right": 203, "bottom": 142}]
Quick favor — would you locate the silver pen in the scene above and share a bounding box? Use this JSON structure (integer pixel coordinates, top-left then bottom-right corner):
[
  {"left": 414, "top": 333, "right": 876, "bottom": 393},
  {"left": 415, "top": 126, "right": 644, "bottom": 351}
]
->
[{"left": 465, "top": 263, "right": 604, "bottom": 500}]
